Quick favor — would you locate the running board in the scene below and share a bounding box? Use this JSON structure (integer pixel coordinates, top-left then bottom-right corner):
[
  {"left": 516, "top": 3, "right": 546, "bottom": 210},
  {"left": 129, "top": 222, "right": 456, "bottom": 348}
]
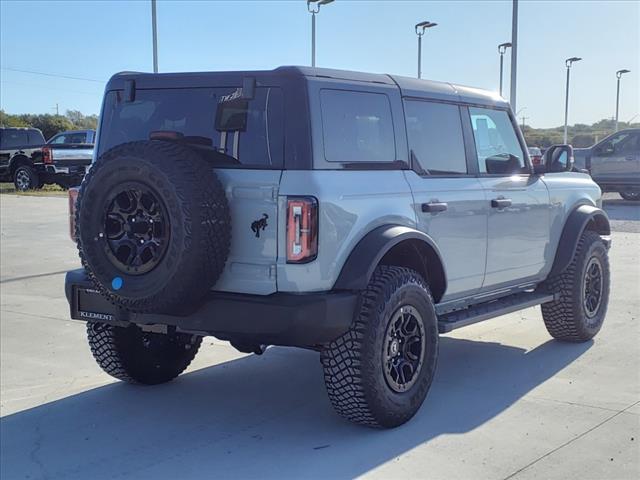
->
[{"left": 437, "top": 291, "right": 556, "bottom": 333}]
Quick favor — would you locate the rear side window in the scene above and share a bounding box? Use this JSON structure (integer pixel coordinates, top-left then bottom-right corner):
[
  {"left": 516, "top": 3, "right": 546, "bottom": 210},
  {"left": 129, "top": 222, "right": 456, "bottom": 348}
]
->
[
  {"left": 98, "top": 87, "right": 284, "bottom": 168},
  {"left": 51, "top": 132, "right": 86, "bottom": 144},
  {"left": 0, "top": 130, "right": 28, "bottom": 149},
  {"left": 404, "top": 100, "right": 467, "bottom": 175},
  {"left": 27, "top": 130, "right": 45, "bottom": 145},
  {"left": 469, "top": 107, "right": 527, "bottom": 174},
  {"left": 320, "top": 89, "right": 396, "bottom": 163}
]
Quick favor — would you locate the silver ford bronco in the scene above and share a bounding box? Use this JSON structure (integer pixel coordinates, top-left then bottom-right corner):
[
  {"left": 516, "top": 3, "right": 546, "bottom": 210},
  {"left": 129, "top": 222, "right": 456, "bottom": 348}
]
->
[{"left": 65, "top": 67, "right": 611, "bottom": 428}]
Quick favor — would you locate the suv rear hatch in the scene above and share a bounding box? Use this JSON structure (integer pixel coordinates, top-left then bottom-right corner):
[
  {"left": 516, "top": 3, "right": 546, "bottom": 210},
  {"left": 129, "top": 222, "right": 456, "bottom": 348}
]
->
[{"left": 97, "top": 84, "right": 285, "bottom": 295}]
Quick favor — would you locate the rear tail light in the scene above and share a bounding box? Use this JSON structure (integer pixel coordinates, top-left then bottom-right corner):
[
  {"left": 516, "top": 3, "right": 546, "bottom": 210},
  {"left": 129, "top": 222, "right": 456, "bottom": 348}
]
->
[
  {"left": 42, "top": 146, "right": 52, "bottom": 164},
  {"left": 286, "top": 196, "right": 318, "bottom": 264},
  {"left": 68, "top": 187, "right": 79, "bottom": 242}
]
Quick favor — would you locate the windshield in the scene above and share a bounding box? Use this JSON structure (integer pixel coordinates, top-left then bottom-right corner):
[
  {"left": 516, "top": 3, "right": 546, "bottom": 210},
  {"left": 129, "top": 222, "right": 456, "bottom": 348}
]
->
[{"left": 98, "top": 87, "right": 284, "bottom": 168}]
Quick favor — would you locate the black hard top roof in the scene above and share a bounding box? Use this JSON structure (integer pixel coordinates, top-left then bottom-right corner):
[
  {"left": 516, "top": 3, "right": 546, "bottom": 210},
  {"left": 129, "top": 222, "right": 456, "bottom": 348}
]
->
[{"left": 106, "top": 66, "right": 509, "bottom": 108}]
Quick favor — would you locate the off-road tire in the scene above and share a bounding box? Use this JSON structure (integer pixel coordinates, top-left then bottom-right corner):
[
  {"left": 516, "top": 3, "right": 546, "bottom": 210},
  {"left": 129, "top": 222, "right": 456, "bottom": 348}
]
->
[
  {"left": 541, "top": 230, "right": 610, "bottom": 342},
  {"left": 321, "top": 266, "right": 439, "bottom": 428},
  {"left": 76, "top": 140, "right": 231, "bottom": 314},
  {"left": 87, "top": 322, "right": 201, "bottom": 385},
  {"left": 13, "top": 165, "right": 40, "bottom": 191},
  {"left": 620, "top": 191, "right": 640, "bottom": 201}
]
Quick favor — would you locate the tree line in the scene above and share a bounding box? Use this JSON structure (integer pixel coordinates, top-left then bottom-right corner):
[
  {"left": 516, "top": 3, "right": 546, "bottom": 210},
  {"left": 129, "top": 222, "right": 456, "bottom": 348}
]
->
[
  {"left": 523, "top": 118, "right": 640, "bottom": 148},
  {"left": 0, "top": 110, "right": 98, "bottom": 140},
  {"left": 1, "top": 109, "right": 638, "bottom": 147}
]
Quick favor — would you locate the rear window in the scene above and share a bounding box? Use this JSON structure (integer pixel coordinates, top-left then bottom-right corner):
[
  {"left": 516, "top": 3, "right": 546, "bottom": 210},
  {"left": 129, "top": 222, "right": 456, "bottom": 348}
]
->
[
  {"left": 98, "top": 87, "right": 284, "bottom": 168},
  {"left": 319, "top": 89, "right": 396, "bottom": 163}
]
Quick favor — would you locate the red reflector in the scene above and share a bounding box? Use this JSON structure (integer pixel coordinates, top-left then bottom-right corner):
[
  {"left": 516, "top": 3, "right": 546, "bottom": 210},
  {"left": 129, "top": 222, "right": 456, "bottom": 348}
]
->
[
  {"left": 42, "top": 146, "right": 52, "bottom": 164},
  {"left": 286, "top": 197, "right": 318, "bottom": 264},
  {"left": 69, "top": 187, "right": 79, "bottom": 242}
]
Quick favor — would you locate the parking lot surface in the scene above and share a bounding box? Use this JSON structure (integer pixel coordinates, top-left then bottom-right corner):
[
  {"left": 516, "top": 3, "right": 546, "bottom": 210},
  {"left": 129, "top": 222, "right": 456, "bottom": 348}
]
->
[{"left": 1, "top": 193, "right": 639, "bottom": 480}]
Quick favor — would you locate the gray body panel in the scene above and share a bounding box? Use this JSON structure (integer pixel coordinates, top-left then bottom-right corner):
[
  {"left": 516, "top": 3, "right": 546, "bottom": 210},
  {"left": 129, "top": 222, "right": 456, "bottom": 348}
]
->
[
  {"left": 403, "top": 173, "right": 487, "bottom": 300},
  {"left": 277, "top": 170, "right": 416, "bottom": 293},
  {"left": 213, "top": 169, "right": 281, "bottom": 295}
]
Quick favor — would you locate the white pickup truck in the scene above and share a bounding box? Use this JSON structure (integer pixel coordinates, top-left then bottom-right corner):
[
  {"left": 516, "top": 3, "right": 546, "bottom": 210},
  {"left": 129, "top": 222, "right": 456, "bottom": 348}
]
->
[{"left": 42, "top": 129, "right": 95, "bottom": 188}]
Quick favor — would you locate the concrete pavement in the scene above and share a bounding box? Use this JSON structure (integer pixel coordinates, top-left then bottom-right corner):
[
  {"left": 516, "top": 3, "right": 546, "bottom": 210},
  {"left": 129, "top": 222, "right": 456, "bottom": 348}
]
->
[{"left": 1, "top": 193, "right": 638, "bottom": 479}]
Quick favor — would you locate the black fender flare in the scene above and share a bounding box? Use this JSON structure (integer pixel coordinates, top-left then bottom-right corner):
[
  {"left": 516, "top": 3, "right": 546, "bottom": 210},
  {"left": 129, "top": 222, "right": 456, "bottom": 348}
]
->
[
  {"left": 333, "top": 224, "right": 447, "bottom": 295},
  {"left": 549, "top": 204, "right": 610, "bottom": 277},
  {"left": 8, "top": 154, "right": 34, "bottom": 174}
]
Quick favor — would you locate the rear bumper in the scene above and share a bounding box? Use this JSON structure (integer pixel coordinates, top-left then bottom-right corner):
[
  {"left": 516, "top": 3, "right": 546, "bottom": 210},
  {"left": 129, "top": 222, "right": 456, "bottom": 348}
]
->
[{"left": 65, "top": 269, "right": 357, "bottom": 347}]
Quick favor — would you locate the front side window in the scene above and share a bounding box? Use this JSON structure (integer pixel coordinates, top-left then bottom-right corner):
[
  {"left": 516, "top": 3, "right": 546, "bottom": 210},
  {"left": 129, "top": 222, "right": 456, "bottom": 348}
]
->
[
  {"left": 98, "top": 87, "right": 284, "bottom": 168},
  {"left": 469, "top": 107, "right": 527, "bottom": 174},
  {"left": 604, "top": 131, "right": 639, "bottom": 155},
  {"left": 320, "top": 89, "right": 396, "bottom": 163},
  {"left": 404, "top": 100, "right": 467, "bottom": 175}
]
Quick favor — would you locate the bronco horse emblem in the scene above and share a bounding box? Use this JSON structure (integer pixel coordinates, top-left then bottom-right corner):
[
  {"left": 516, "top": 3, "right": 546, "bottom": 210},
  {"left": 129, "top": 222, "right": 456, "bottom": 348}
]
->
[{"left": 251, "top": 213, "right": 269, "bottom": 238}]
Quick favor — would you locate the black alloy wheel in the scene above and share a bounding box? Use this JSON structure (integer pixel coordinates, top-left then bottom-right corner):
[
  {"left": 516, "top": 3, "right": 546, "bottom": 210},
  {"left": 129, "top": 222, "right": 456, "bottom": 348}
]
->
[
  {"left": 583, "top": 256, "right": 603, "bottom": 321},
  {"left": 383, "top": 305, "right": 426, "bottom": 393},
  {"left": 104, "top": 183, "right": 169, "bottom": 275}
]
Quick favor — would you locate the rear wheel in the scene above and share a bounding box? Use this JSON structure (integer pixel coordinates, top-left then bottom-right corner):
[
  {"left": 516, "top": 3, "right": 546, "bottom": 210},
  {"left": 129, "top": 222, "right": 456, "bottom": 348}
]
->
[
  {"left": 620, "top": 191, "right": 640, "bottom": 201},
  {"left": 13, "top": 165, "right": 40, "bottom": 191},
  {"left": 541, "top": 230, "right": 610, "bottom": 342},
  {"left": 87, "top": 322, "right": 201, "bottom": 385},
  {"left": 321, "top": 266, "right": 439, "bottom": 428}
]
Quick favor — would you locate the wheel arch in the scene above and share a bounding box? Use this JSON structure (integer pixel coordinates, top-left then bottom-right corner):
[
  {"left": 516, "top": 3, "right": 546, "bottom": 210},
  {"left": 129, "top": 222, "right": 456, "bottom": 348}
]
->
[
  {"left": 333, "top": 225, "right": 447, "bottom": 303},
  {"left": 549, "top": 204, "right": 610, "bottom": 278},
  {"left": 9, "top": 155, "right": 34, "bottom": 174}
]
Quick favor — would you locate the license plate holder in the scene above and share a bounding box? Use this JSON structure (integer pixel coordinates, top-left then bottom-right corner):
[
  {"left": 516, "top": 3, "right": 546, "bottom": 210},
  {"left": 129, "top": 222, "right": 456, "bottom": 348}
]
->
[{"left": 73, "top": 287, "right": 118, "bottom": 322}]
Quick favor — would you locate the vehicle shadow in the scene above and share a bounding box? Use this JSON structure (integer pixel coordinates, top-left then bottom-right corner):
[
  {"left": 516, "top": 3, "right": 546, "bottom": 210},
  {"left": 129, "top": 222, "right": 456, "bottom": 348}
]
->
[{"left": 0, "top": 336, "right": 591, "bottom": 480}]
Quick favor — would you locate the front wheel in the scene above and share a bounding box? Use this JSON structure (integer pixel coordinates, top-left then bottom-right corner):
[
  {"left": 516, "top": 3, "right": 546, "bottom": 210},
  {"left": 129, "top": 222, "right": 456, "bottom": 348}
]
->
[
  {"left": 620, "top": 191, "right": 640, "bottom": 201},
  {"left": 541, "top": 230, "right": 610, "bottom": 342},
  {"left": 87, "top": 322, "right": 201, "bottom": 385},
  {"left": 321, "top": 266, "right": 439, "bottom": 428}
]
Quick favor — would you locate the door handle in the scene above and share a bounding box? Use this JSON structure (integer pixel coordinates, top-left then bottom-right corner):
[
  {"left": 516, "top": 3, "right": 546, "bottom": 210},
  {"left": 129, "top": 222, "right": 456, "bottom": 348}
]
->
[
  {"left": 626, "top": 156, "right": 635, "bottom": 161},
  {"left": 421, "top": 202, "right": 448, "bottom": 213},
  {"left": 491, "top": 198, "right": 512, "bottom": 209}
]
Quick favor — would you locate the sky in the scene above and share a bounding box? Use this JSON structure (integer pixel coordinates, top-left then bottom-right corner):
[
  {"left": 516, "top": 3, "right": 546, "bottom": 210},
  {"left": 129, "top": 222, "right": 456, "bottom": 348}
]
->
[{"left": 0, "top": 0, "right": 638, "bottom": 128}]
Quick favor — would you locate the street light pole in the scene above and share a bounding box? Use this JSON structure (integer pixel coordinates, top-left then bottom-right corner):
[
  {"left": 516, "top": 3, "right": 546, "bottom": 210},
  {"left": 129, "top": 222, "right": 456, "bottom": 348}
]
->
[
  {"left": 615, "top": 69, "right": 631, "bottom": 132},
  {"left": 510, "top": 0, "right": 518, "bottom": 111},
  {"left": 151, "top": 0, "right": 158, "bottom": 73},
  {"left": 307, "top": 0, "right": 334, "bottom": 68},
  {"left": 498, "top": 42, "right": 512, "bottom": 97},
  {"left": 415, "top": 21, "right": 437, "bottom": 79},
  {"left": 563, "top": 57, "right": 582, "bottom": 144}
]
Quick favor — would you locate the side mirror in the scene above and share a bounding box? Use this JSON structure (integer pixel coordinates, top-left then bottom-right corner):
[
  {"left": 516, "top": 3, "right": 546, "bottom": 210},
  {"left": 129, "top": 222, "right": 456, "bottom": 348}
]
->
[{"left": 543, "top": 144, "right": 575, "bottom": 173}]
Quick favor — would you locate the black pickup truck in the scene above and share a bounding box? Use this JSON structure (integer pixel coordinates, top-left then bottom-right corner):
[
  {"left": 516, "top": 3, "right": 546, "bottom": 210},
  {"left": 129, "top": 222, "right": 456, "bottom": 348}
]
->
[{"left": 0, "top": 127, "right": 93, "bottom": 190}]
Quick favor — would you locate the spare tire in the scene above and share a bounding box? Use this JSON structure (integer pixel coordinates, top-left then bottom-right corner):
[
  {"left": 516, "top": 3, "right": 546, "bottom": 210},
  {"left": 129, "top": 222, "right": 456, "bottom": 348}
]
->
[{"left": 76, "top": 140, "right": 231, "bottom": 314}]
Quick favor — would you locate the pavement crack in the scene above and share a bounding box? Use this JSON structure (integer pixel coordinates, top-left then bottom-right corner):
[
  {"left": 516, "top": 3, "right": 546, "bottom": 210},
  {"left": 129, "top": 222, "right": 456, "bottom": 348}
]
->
[
  {"left": 502, "top": 400, "right": 640, "bottom": 480},
  {"left": 0, "top": 269, "right": 71, "bottom": 284}
]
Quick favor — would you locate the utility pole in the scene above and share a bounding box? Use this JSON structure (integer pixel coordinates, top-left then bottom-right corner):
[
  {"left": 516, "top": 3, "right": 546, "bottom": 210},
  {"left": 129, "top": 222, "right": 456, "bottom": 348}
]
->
[
  {"left": 510, "top": 0, "right": 518, "bottom": 111},
  {"left": 521, "top": 115, "right": 528, "bottom": 130},
  {"left": 52, "top": 104, "right": 59, "bottom": 116},
  {"left": 151, "top": 0, "right": 158, "bottom": 73}
]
